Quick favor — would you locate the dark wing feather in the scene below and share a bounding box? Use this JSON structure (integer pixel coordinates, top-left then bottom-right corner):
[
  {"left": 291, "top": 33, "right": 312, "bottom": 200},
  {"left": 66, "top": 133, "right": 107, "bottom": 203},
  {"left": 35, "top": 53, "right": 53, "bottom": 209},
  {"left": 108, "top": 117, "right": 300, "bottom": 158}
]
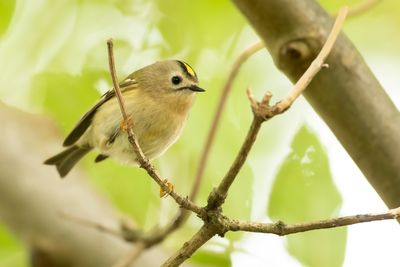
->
[
  {"left": 62, "top": 78, "right": 137, "bottom": 147},
  {"left": 94, "top": 154, "right": 109, "bottom": 163},
  {"left": 63, "top": 90, "right": 114, "bottom": 147}
]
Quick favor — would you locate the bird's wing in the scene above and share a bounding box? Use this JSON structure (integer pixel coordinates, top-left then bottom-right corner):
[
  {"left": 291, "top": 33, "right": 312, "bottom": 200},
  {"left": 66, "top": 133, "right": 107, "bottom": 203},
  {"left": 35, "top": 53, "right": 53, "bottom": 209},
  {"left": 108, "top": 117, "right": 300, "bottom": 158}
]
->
[{"left": 62, "top": 77, "right": 137, "bottom": 147}]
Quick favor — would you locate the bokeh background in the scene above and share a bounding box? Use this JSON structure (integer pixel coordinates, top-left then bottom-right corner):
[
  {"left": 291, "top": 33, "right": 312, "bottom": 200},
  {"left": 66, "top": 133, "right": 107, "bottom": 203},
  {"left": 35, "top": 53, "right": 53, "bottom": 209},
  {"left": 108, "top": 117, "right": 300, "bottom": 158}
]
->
[{"left": 0, "top": 0, "right": 399, "bottom": 266}]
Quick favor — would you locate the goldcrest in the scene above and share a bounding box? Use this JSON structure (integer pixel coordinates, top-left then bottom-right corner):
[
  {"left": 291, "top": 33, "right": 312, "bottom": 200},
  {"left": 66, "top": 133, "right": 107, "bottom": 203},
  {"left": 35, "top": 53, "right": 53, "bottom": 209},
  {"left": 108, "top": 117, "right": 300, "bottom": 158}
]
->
[{"left": 45, "top": 60, "right": 204, "bottom": 177}]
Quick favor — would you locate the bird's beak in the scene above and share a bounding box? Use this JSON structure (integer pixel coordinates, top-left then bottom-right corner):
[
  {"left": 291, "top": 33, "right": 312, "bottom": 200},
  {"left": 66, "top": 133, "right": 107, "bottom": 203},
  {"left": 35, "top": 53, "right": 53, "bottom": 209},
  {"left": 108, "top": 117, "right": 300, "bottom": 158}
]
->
[
  {"left": 188, "top": 85, "right": 206, "bottom": 92},
  {"left": 177, "top": 85, "right": 206, "bottom": 92}
]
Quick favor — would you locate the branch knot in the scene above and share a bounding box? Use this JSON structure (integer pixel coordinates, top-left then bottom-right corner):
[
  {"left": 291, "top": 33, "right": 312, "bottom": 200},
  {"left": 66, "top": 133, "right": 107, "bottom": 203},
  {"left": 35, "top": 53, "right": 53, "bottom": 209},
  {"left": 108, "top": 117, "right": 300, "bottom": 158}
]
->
[
  {"left": 246, "top": 88, "right": 277, "bottom": 121},
  {"left": 206, "top": 188, "right": 227, "bottom": 210},
  {"left": 274, "top": 220, "right": 287, "bottom": 236}
]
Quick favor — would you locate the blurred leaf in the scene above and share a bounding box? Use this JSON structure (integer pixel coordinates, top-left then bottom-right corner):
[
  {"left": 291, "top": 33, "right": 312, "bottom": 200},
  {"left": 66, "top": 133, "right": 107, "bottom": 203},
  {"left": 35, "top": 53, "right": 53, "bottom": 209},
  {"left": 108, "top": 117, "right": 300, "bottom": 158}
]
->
[
  {"left": 223, "top": 163, "right": 253, "bottom": 220},
  {"left": 190, "top": 249, "right": 232, "bottom": 267},
  {"left": 0, "top": 0, "right": 15, "bottom": 37},
  {"left": 85, "top": 156, "right": 155, "bottom": 226},
  {"left": 0, "top": 224, "right": 26, "bottom": 267},
  {"left": 31, "top": 70, "right": 105, "bottom": 132},
  {"left": 155, "top": 0, "right": 245, "bottom": 59},
  {"left": 0, "top": 0, "right": 161, "bottom": 107},
  {"left": 267, "top": 125, "right": 346, "bottom": 267},
  {"left": 319, "top": 0, "right": 359, "bottom": 11}
]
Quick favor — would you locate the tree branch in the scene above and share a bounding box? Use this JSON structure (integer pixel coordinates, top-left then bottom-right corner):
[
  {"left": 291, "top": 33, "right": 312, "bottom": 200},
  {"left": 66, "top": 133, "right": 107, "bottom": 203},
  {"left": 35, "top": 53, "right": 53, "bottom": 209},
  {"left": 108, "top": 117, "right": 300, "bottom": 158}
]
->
[
  {"left": 206, "top": 117, "right": 263, "bottom": 209},
  {"left": 107, "top": 41, "right": 129, "bottom": 121},
  {"left": 229, "top": 207, "right": 400, "bottom": 235},
  {"left": 160, "top": 225, "right": 216, "bottom": 267},
  {"left": 112, "top": 242, "right": 146, "bottom": 267}
]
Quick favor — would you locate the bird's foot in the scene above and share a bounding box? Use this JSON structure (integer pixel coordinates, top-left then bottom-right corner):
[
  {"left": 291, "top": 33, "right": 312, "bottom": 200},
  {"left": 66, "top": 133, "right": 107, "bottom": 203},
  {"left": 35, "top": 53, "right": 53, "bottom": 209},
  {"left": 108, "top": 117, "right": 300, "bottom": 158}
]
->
[
  {"left": 120, "top": 116, "right": 133, "bottom": 132},
  {"left": 160, "top": 179, "right": 174, "bottom": 198}
]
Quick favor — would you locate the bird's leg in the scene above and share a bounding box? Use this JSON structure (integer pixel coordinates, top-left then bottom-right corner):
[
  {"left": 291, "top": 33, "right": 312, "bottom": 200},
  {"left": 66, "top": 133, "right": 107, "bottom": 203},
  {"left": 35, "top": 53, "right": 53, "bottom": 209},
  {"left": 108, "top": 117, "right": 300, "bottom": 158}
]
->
[{"left": 160, "top": 179, "right": 174, "bottom": 198}]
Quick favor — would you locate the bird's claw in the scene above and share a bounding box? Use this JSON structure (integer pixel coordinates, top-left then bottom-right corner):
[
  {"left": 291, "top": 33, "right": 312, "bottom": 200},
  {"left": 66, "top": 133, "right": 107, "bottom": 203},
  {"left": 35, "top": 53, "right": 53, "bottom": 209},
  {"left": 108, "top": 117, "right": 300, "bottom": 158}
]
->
[
  {"left": 120, "top": 116, "right": 133, "bottom": 132},
  {"left": 160, "top": 179, "right": 174, "bottom": 198}
]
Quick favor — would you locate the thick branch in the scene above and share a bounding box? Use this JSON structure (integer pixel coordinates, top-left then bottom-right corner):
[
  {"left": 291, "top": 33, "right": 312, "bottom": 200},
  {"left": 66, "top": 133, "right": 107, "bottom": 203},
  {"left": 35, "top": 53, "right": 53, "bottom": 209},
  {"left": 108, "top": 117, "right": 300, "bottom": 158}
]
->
[{"left": 232, "top": 0, "right": 400, "bottom": 209}]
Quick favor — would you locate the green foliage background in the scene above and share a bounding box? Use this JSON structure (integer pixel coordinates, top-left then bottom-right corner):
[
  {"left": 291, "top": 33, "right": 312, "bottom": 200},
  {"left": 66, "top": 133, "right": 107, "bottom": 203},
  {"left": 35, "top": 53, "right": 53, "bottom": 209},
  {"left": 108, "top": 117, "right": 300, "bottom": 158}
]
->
[{"left": 0, "top": 0, "right": 399, "bottom": 266}]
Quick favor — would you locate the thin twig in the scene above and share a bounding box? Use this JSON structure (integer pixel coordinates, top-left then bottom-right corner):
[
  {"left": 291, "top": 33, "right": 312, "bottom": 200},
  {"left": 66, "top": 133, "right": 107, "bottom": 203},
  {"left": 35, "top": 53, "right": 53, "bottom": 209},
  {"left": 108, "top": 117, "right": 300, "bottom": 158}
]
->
[
  {"left": 206, "top": 117, "right": 264, "bottom": 209},
  {"left": 107, "top": 40, "right": 129, "bottom": 120},
  {"left": 229, "top": 207, "right": 400, "bottom": 235},
  {"left": 59, "top": 212, "right": 122, "bottom": 238},
  {"left": 106, "top": 39, "right": 204, "bottom": 216},
  {"left": 135, "top": 213, "right": 187, "bottom": 247},
  {"left": 340, "top": 0, "right": 382, "bottom": 18},
  {"left": 161, "top": 225, "right": 216, "bottom": 267},
  {"left": 163, "top": 206, "right": 400, "bottom": 267},
  {"left": 112, "top": 242, "right": 146, "bottom": 267}
]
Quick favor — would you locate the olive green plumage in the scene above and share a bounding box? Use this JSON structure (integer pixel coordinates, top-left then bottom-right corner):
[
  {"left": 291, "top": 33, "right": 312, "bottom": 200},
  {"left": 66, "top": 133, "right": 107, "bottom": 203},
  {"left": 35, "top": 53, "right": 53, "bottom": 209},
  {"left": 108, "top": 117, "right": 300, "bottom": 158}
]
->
[{"left": 44, "top": 60, "right": 204, "bottom": 177}]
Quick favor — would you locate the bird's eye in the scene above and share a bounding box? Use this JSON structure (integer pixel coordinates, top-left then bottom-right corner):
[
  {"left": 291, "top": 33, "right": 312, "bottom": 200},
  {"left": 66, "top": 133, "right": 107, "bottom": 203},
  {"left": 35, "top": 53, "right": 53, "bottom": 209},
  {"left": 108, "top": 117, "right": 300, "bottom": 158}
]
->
[{"left": 171, "top": 75, "right": 182, "bottom": 85}]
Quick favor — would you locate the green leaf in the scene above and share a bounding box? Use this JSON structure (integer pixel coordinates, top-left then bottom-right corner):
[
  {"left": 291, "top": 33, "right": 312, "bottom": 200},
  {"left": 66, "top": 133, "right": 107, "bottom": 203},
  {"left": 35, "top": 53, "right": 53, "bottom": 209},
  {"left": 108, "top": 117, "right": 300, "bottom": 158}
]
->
[
  {"left": 0, "top": 224, "right": 26, "bottom": 267},
  {"left": 0, "top": 0, "right": 15, "bottom": 38},
  {"left": 190, "top": 249, "right": 232, "bottom": 267},
  {"left": 85, "top": 157, "right": 154, "bottom": 226},
  {"left": 155, "top": 0, "right": 245, "bottom": 59},
  {"left": 31, "top": 70, "right": 105, "bottom": 132},
  {"left": 267, "top": 125, "right": 346, "bottom": 267}
]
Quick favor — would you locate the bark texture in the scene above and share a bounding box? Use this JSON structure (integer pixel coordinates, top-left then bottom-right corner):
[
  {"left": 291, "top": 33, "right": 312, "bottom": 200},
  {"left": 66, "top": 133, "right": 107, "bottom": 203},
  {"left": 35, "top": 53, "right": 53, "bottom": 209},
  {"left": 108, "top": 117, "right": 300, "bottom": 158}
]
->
[{"left": 232, "top": 0, "right": 400, "bottom": 208}]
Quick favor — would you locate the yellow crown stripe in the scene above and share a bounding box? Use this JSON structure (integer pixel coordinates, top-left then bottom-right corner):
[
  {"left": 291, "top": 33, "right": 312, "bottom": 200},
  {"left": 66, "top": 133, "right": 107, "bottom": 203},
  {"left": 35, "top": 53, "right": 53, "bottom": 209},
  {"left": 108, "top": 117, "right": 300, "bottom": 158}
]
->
[{"left": 183, "top": 62, "right": 196, "bottom": 77}]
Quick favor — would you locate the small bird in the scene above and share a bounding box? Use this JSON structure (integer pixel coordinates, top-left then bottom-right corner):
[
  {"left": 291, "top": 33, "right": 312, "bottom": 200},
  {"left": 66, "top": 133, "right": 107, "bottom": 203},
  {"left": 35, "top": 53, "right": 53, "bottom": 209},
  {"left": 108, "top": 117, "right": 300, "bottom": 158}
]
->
[{"left": 45, "top": 60, "right": 204, "bottom": 178}]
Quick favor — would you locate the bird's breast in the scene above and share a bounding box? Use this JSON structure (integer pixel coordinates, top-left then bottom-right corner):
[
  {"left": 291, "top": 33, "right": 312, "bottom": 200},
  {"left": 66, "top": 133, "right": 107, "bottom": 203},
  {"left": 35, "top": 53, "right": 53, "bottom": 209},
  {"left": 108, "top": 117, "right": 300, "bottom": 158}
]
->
[{"left": 92, "top": 90, "right": 193, "bottom": 164}]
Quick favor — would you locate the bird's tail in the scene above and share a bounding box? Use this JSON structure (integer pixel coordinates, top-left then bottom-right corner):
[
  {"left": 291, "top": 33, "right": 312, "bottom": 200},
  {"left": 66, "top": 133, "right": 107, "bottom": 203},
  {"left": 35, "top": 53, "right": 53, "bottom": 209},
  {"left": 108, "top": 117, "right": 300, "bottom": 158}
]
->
[{"left": 44, "top": 145, "right": 91, "bottom": 178}]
